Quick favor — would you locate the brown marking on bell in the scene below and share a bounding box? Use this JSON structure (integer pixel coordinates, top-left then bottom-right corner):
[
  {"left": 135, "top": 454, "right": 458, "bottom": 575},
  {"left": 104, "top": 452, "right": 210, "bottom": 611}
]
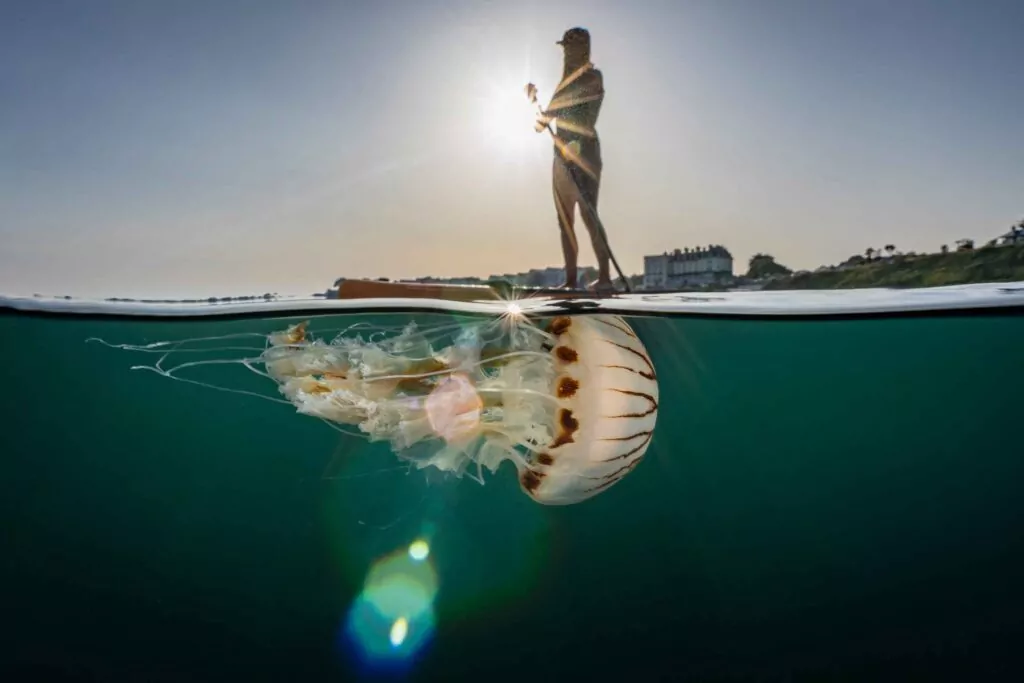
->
[
  {"left": 555, "top": 346, "right": 578, "bottom": 363},
  {"left": 549, "top": 316, "right": 572, "bottom": 336},
  {"left": 521, "top": 469, "right": 544, "bottom": 493},
  {"left": 550, "top": 408, "right": 579, "bottom": 448},
  {"left": 583, "top": 457, "right": 645, "bottom": 494},
  {"left": 605, "top": 388, "right": 659, "bottom": 418},
  {"left": 601, "top": 339, "right": 658, "bottom": 380},
  {"left": 595, "top": 317, "right": 637, "bottom": 339},
  {"left": 600, "top": 429, "right": 654, "bottom": 442},
  {"left": 557, "top": 376, "right": 579, "bottom": 398},
  {"left": 608, "top": 403, "right": 658, "bottom": 419},
  {"left": 598, "top": 363, "right": 655, "bottom": 381},
  {"left": 593, "top": 459, "right": 638, "bottom": 482},
  {"left": 598, "top": 433, "right": 654, "bottom": 462},
  {"left": 536, "top": 453, "right": 555, "bottom": 466},
  {"left": 322, "top": 371, "right": 348, "bottom": 380},
  {"left": 607, "top": 388, "right": 657, "bottom": 403}
]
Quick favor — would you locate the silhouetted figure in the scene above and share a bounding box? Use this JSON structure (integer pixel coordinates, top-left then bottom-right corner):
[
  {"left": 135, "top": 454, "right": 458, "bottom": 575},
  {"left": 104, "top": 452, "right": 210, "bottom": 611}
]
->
[{"left": 535, "top": 27, "right": 611, "bottom": 293}]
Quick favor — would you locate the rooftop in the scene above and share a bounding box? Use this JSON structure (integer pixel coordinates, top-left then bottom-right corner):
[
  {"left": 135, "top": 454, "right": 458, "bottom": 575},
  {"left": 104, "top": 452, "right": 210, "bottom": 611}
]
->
[{"left": 648, "top": 245, "right": 733, "bottom": 260}]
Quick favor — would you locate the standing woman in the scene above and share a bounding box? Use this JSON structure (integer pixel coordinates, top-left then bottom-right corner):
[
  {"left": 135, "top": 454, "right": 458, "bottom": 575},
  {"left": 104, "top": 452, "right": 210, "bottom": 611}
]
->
[{"left": 534, "top": 27, "right": 614, "bottom": 294}]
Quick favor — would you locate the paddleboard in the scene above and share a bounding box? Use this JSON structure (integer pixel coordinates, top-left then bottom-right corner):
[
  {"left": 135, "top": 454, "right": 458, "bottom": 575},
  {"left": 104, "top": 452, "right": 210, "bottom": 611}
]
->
[
  {"left": 331, "top": 278, "right": 599, "bottom": 302},
  {"left": 2, "top": 282, "right": 1024, "bottom": 320}
]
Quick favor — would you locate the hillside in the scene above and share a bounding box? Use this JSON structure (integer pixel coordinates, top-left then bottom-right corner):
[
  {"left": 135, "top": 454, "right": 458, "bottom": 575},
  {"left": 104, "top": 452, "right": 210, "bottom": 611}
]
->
[{"left": 763, "top": 244, "right": 1024, "bottom": 290}]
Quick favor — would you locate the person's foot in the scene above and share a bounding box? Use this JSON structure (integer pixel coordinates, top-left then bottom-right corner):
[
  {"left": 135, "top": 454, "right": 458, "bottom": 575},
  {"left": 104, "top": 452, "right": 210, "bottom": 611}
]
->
[{"left": 588, "top": 279, "right": 617, "bottom": 297}]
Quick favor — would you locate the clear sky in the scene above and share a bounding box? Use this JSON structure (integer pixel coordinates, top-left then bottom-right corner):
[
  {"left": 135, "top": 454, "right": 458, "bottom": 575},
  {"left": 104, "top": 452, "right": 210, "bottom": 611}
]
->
[{"left": 2, "top": 0, "right": 1022, "bottom": 297}]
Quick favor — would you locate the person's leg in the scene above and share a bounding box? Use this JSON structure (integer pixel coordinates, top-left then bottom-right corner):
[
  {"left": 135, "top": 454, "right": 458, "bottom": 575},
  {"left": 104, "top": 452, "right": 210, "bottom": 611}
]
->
[
  {"left": 552, "top": 155, "right": 579, "bottom": 288},
  {"left": 576, "top": 162, "right": 612, "bottom": 291}
]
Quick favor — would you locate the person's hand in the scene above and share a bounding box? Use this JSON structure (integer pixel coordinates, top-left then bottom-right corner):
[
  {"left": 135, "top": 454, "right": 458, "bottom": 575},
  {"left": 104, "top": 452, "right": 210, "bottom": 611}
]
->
[{"left": 534, "top": 110, "right": 552, "bottom": 133}]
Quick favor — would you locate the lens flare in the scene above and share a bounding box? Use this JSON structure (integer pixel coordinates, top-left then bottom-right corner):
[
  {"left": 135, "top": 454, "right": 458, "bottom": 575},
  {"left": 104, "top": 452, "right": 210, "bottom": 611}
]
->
[
  {"left": 408, "top": 539, "right": 430, "bottom": 562},
  {"left": 389, "top": 617, "right": 409, "bottom": 647},
  {"left": 343, "top": 543, "right": 440, "bottom": 672}
]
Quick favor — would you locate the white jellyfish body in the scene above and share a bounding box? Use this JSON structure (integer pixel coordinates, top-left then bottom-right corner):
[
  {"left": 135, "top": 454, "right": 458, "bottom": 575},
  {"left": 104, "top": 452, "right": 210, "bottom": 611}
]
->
[
  {"left": 98, "top": 311, "right": 659, "bottom": 505},
  {"left": 259, "top": 314, "right": 658, "bottom": 505},
  {"left": 519, "top": 315, "right": 658, "bottom": 504}
]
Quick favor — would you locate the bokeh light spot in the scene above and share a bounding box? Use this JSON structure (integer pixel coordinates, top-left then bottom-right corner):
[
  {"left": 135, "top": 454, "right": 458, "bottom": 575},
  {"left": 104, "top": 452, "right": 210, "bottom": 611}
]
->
[
  {"left": 409, "top": 539, "right": 430, "bottom": 562},
  {"left": 342, "top": 544, "right": 440, "bottom": 673},
  {"left": 390, "top": 617, "right": 409, "bottom": 647}
]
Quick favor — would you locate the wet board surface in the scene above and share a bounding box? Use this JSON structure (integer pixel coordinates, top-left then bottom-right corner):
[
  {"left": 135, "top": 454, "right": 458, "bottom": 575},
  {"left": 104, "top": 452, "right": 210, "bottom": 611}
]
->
[
  {"left": 3, "top": 281, "right": 1024, "bottom": 320},
  {"left": 332, "top": 278, "right": 593, "bottom": 302}
]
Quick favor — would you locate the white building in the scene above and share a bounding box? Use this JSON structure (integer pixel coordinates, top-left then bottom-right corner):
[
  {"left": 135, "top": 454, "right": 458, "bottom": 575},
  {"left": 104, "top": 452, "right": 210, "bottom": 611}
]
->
[
  {"left": 643, "top": 245, "right": 734, "bottom": 290},
  {"left": 997, "top": 225, "right": 1024, "bottom": 247}
]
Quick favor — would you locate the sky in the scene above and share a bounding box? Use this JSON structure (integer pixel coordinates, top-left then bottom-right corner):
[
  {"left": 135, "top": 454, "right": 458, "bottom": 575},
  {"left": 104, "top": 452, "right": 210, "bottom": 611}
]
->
[{"left": 2, "top": 0, "right": 1022, "bottom": 298}]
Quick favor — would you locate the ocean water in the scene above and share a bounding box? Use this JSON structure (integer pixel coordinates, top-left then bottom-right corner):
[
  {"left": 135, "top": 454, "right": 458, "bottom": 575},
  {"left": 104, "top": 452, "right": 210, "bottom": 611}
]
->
[{"left": 2, "top": 306, "right": 1023, "bottom": 681}]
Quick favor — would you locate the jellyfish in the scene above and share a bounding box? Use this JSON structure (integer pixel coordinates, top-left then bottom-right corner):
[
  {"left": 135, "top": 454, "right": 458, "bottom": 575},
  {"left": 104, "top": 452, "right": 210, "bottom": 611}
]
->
[{"left": 98, "top": 311, "right": 658, "bottom": 505}]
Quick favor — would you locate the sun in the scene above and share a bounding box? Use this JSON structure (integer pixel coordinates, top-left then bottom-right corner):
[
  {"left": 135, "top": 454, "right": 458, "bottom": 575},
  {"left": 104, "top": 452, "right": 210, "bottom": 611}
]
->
[{"left": 473, "top": 78, "right": 542, "bottom": 158}]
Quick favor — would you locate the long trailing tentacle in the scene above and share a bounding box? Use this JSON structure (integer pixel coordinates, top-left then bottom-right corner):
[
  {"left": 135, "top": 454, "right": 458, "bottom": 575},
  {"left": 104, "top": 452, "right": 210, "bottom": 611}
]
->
[{"left": 90, "top": 309, "right": 563, "bottom": 487}]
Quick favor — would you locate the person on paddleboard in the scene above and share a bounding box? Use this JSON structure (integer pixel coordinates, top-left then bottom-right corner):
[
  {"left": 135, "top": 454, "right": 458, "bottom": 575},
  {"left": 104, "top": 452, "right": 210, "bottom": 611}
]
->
[{"left": 529, "top": 27, "right": 614, "bottom": 295}]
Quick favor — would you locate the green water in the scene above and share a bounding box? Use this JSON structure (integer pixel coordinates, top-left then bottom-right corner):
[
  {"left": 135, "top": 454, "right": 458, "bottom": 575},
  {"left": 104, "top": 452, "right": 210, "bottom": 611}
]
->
[{"left": 2, "top": 310, "right": 1022, "bottom": 681}]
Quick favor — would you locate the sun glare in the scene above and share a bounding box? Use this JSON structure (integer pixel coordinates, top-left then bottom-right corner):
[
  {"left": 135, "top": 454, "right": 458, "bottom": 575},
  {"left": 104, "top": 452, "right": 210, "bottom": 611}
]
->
[{"left": 475, "top": 78, "right": 541, "bottom": 158}]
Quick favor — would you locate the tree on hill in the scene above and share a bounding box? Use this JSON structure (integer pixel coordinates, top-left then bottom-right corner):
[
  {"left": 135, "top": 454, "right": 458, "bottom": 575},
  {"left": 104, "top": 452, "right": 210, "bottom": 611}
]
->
[
  {"left": 940, "top": 244, "right": 949, "bottom": 254},
  {"left": 956, "top": 238, "right": 974, "bottom": 251},
  {"left": 746, "top": 253, "right": 793, "bottom": 279}
]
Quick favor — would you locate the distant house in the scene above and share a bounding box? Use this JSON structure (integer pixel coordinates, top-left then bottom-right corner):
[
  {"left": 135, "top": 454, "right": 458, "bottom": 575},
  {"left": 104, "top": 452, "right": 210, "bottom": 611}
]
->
[
  {"left": 997, "top": 225, "right": 1024, "bottom": 247},
  {"left": 643, "top": 245, "right": 733, "bottom": 290}
]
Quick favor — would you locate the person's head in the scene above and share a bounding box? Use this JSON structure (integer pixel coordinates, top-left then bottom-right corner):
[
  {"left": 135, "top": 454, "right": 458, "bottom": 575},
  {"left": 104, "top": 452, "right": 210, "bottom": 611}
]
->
[{"left": 557, "top": 27, "right": 591, "bottom": 68}]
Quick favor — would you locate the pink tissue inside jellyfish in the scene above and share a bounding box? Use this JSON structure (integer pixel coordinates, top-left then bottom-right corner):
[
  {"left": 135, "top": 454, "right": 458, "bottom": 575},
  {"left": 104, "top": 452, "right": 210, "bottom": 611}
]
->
[{"left": 425, "top": 373, "right": 483, "bottom": 442}]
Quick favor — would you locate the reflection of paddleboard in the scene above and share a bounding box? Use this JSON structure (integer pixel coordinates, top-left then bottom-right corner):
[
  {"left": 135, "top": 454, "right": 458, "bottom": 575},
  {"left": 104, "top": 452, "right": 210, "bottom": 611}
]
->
[{"left": 332, "top": 278, "right": 610, "bottom": 302}]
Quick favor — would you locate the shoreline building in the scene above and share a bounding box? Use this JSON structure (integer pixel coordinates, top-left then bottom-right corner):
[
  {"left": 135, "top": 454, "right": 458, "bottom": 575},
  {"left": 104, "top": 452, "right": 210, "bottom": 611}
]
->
[{"left": 643, "top": 245, "right": 734, "bottom": 290}]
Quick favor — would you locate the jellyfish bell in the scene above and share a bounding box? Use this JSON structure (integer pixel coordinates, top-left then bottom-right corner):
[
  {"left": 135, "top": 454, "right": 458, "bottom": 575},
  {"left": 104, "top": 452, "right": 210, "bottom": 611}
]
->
[
  {"left": 515, "top": 315, "right": 658, "bottom": 505},
  {"left": 99, "top": 312, "right": 659, "bottom": 505}
]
